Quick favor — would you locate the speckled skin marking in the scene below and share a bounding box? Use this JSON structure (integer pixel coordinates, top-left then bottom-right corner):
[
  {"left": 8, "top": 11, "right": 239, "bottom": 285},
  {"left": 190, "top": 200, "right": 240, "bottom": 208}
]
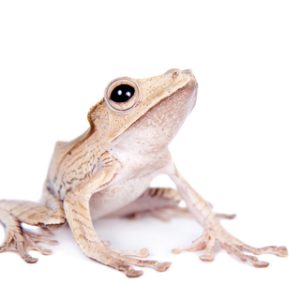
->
[{"left": 0, "top": 69, "right": 287, "bottom": 277}]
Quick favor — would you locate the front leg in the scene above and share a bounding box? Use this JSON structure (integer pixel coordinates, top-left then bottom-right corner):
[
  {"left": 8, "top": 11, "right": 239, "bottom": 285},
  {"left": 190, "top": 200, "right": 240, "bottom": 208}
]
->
[
  {"left": 62, "top": 153, "right": 171, "bottom": 277},
  {"left": 169, "top": 168, "right": 288, "bottom": 267},
  {"left": 64, "top": 192, "right": 170, "bottom": 277},
  {"left": 0, "top": 188, "right": 65, "bottom": 263}
]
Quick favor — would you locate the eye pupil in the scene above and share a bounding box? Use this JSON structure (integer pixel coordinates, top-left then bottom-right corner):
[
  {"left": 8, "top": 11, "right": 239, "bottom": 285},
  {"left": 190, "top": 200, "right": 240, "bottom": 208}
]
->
[{"left": 110, "top": 84, "right": 135, "bottom": 103}]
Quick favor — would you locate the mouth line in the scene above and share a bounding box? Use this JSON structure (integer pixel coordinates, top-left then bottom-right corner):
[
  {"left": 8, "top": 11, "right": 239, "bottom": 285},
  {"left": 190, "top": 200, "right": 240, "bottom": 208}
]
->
[
  {"left": 111, "top": 77, "right": 198, "bottom": 142},
  {"left": 135, "top": 79, "right": 197, "bottom": 121}
]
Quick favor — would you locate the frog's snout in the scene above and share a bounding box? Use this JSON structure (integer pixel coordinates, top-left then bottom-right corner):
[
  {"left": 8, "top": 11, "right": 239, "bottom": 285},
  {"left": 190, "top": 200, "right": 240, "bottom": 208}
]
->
[
  {"left": 165, "top": 68, "right": 197, "bottom": 82},
  {"left": 182, "top": 69, "right": 193, "bottom": 74},
  {"left": 165, "top": 68, "right": 181, "bottom": 79}
]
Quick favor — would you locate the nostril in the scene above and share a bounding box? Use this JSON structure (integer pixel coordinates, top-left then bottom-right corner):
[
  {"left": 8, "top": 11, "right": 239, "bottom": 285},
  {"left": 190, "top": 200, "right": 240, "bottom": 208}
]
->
[
  {"left": 165, "top": 68, "right": 181, "bottom": 79},
  {"left": 172, "top": 70, "right": 179, "bottom": 79}
]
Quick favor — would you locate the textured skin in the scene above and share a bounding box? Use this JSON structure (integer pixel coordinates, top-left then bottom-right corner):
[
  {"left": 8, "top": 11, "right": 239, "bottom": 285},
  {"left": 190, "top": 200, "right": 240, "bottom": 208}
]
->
[{"left": 0, "top": 69, "right": 287, "bottom": 277}]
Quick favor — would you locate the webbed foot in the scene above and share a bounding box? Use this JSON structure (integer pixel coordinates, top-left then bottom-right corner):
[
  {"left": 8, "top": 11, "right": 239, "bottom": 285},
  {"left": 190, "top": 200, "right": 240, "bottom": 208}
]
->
[{"left": 173, "top": 221, "right": 288, "bottom": 267}]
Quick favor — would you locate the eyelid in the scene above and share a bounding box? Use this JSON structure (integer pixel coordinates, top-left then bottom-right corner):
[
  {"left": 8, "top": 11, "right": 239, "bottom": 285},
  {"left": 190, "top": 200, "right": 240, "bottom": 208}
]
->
[{"left": 104, "top": 77, "right": 140, "bottom": 112}]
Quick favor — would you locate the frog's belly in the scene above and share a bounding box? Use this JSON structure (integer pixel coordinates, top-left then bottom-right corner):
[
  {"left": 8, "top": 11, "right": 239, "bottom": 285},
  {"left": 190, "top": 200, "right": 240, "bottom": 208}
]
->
[{"left": 89, "top": 175, "right": 152, "bottom": 220}]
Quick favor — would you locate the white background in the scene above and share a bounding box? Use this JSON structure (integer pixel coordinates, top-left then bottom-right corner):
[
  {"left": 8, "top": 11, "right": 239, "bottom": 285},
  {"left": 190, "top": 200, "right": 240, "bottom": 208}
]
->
[{"left": 0, "top": 0, "right": 299, "bottom": 299}]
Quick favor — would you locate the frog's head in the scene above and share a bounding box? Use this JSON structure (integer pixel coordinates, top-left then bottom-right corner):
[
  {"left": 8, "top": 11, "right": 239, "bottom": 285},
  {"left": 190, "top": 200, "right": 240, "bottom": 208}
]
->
[{"left": 88, "top": 69, "right": 198, "bottom": 146}]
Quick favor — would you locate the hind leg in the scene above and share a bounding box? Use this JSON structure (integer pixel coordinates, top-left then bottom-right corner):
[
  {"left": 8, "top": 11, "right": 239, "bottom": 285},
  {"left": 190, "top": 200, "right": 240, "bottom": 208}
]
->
[
  {"left": 108, "top": 187, "right": 236, "bottom": 222},
  {"left": 106, "top": 187, "right": 188, "bottom": 221},
  {"left": 169, "top": 168, "right": 287, "bottom": 267},
  {"left": 0, "top": 189, "right": 65, "bottom": 263}
]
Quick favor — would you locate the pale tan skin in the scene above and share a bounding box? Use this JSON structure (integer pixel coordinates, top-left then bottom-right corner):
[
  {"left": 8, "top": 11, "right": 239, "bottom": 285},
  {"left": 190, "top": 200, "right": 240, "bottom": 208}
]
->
[{"left": 0, "top": 69, "right": 287, "bottom": 277}]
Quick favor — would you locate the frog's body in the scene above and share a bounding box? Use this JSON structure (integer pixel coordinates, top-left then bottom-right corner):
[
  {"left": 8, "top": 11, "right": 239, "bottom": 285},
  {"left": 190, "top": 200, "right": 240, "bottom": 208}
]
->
[
  {"left": 90, "top": 83, "right": 195, "bottom": 219},
  {"left": 0, "top": 69, "right": 287, "bottom": 277}
]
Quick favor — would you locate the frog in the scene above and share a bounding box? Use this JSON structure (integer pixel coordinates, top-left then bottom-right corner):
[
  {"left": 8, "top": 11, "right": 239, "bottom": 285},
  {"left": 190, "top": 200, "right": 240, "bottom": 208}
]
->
[{"left": 0, "top": 69, "right": 287, "bottom": 277}]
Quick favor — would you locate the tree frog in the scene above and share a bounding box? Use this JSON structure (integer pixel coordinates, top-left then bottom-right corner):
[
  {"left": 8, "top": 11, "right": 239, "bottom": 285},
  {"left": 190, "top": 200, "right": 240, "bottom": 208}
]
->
[{"left": 0, "top": 69, "right": 287, "bottom": 277}]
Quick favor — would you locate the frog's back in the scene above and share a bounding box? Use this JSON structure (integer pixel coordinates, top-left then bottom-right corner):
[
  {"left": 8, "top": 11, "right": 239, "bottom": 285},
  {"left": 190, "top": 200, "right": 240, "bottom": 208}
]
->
[{"left": 46, "top": 129, "right": 93, "bottom": 196}]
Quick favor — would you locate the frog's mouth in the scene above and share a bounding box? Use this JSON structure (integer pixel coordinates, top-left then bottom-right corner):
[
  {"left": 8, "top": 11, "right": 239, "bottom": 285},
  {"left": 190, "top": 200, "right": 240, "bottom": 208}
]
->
[
  {"left": 149, "top": 69, "right": 198, "bottom": 114},
  {"left": 119, "top": 77, "right": 198, "bottom": 143},
  {"left": 148, "top": 77, "right": 198, "bottom": 117}
]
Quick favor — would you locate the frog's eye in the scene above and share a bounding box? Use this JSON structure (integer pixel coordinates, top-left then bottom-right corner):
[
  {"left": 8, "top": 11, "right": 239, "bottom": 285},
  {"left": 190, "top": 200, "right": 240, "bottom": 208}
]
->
[
  {"left": 110, "top": 84, "right": 135, "bottom": 102},
  {"left": 104, "top": 77, "right": 140, "bottom": 112}
]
